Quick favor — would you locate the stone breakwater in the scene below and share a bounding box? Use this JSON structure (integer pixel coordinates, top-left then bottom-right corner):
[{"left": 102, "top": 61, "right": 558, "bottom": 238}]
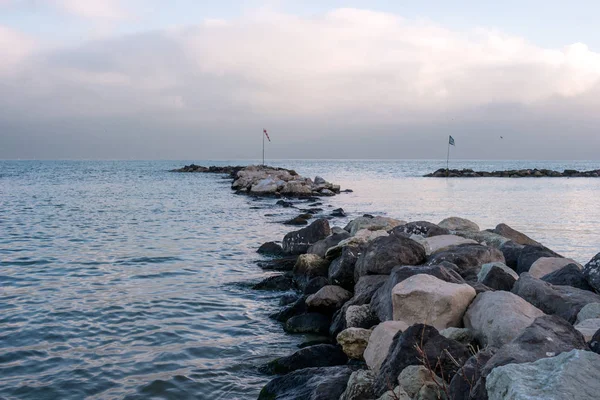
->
[
  {"left": 253, "top": 215, "right": 600, "bottom": 400},
  {"left": 172, "top": 164, "right": 346, "bottom": 198},
  {"left": 424, "top": 168, "right": 600, "bottom": 178}
]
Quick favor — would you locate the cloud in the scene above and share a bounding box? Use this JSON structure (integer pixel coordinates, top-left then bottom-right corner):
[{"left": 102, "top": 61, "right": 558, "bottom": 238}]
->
[
  {"left": 1, "top": 8, "right": 600, "bottom": 159},
  {"left": 52, "top": 0, "right": 129, "bottom": 20},
  {"left": 0, "top": 25, "right": 36, "bottom": 73}
]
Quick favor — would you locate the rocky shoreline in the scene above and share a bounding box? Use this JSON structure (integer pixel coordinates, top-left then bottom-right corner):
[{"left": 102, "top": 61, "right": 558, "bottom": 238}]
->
[
  {"left": 253, "top": 214, "right": 600, "bottom": 399},
  {"left": 425, "top": 168, "right": 600, "bottom": 178},
  {"left": 172, "top": 164, "right": 349, "bottom": 198}
]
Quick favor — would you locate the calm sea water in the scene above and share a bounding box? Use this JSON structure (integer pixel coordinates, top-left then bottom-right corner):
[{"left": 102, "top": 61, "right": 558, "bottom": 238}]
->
[{"left": 1, "top": 159, "right": 599, "bottom": 399}]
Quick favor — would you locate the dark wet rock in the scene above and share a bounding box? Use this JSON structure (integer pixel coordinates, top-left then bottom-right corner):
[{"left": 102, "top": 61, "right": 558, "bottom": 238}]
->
[
  {"left": 339, "top": 370, "right": 376, "bottom": 400},
  {"left": 308, "top": 202, "right": 323, "bottom": 207},
  {"left": 448, "top": 347, "right": 496, "bottom": 400},
  {"left": 258, "top": 366, "right": 352, "bottom": 400},
  {"left": 341, "top": 189, "right": 353, "bottom": 193},
  {"left": 370, "top": 263, "right": 464, "bottom": 322},
  {"left": 259, "top": 344, "right": 348, "bottom": 375},
  {"left": 512, "top": 273, "right": 600, "bottom": 323},
  {"left": 590, "top": 328, "right": 600, "bottom": 354},
  {"left": 331, "top": 208, "right": 346, "bottom": 217},
  {"left": 298, "top": 337, "right": 335, "bottom": 348},
  {"left": 252, "top": 274, "right": 294, "bottom": 291},
  {"left": 285, "top": 313, "right": 331, "bottom": 334},
  {"left": 390, "top": 221, "right": 450, "bottom": 238},
  {"left": 285, "top": 215, "right": 310, "bottom": 226},
  {"left": 276, "top": 200, "right": 295, "bottom": 208},
  {"left": 468, "top": 281, "right": 494, "bottom": 294},
  {"left": 328, "top": 245, "right": 360, "bottom": 290},
  {"left": 373, "top": 324, "right": 470, "bottom": 396},
  {"left": 516, "top": 244, "right": 562, "bottom": 274},
  {"left": 308, "top": 232, "right": 352, "bottom": 259},
  {"left": 424, "top": 167, "right": 600, "bottom": 178},
  {"left": 306, "top": 285, "right": 352, "bottom": 314},
  {"left": 494, "top": 223, "right": 539, "bottom": 246},
  {"left": 280, "top": 293, "right": 300, "bottom": 306},
  {"left": 270, "top": 296, "right": 308, "bottom": 322},
  {"left": 425, "top": 244, "right": 505, "bottom": 280},
  {"left": 542, "top": 263, "right": 595, "bottom": 291},
  {"left": 354, "top": 235, "right": 426, "bottom": 279},
  {"left": 301, "top": 208, "right": 324, "bottom": 214},
  {"left": 498, "top": 240, "right": 524, "bottom": 270},
  {"left": 283, "top": 218, "right": 331, "bottom": 255},
  {"left": 257, "top": 241, "right": 286, "bottom": 256},
  {"left": 469, "top": 315, "right": 589, "bottom": 399},
  {"left": 480, "top": 264, "right": 517, "bottom": 291},
  {"left": 304, "top": 276, "right": 330, "bottom": 295},
  {"left": 257, "top": 256, "right": 299, "bottom": 272},
  {"left": 293, "top": 254, "right": 330, "bottom": 292},
  {"left": 583, "top": 252, "right": 600, "bottom": 292}
]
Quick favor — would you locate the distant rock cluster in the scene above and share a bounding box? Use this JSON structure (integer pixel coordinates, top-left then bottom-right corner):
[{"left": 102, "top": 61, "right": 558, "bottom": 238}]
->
[
  {"left": 173, "top": 164, "right": 346, "bottom": 198},
  {"left": 253, "top": 215, "right": 600, "bottom": 400},
  {"left": 425, "top": 168, "right": 600, "bottom": 178}
]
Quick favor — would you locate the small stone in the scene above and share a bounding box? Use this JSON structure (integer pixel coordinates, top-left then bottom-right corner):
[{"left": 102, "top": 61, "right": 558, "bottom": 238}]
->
[{"left": 336, "top": 327, "right": 372, "bottom": 359}]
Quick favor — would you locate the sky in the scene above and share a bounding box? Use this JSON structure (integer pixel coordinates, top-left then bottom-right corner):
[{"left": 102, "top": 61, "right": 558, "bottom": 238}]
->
[{"left": 1, "top": 1, "right": 600, "bottom": 160}]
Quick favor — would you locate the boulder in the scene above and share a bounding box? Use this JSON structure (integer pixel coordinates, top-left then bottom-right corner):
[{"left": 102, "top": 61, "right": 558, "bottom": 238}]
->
[
  {"left": 398, "top": 365, "right": 444, "bottom": 399},
  {"left": 453, "top": 230, "right": 511, "bottom": 249},
  {"left": 355, "top": 235, "right": 426, "bottom": 278},
  {"left": 470, "top": 315, "right": 589, "bottom": 399},
  {"left": 389, "top": 221, "right": 450, "bottom": 238},
  {"left": 371, "top": 264, "right": 465, "bottom": 322},
  {"left": 590, "top": 329, "right": 600, "bottom": 354},
  {"left": 373, "top": 324, "right": 470, "bottom": 396},
  {"left": 363, "top": 321, "right": 409, "bottom": 373},
  {"left": 326, "top": 229, "right": 389, "bottom": 258},
  {"left": 478, "top": 263, "right": 517, "bottom": 291},
  {"left": 340, "top": 370, "right": 376, "bottom": 400},
  {"left": 304, "top": 276, "right": 329, "bottom": 295},
  {"left": 438, "top": 217, "right": 479, "bottom": 232},
  {"left": 448, "top": 347, "right": 496, "bottom": 400},
  {"left": 498, "top": 240, "right": 524, "bottom": 270},
  {"left": 529, "top": 257, "right": 582, "bottom": 278},
  {"left": 308, "top": 232, "right": 352, "bottom": 258},
  {"left": 270, "top": 296, "right": 308, "bottom": 322},
  {"left": 486, "top": 350, "right": 600, "bottom": 400},
  {"left": 258, "top": 366, "right": 352, "bottom": 400},
  {"left": 392, "top": 274, "right": 476, "bottom": 330},
  {"left": 250, "top": 177, "right": 280, "bottom": 194},
  {"left": 257, "top": 241, "right": 285, "bottom": 256},
  {"left": 512, "top": 273, "right": 600, "bottom": 323},
  {"left": 478, "top": 262, "right": 518, "bottom": 281},
  {"left": 463, "top": 291, "right": 545, "bottom": 348},
  {"left": 279, "top": 293, "right": 299, "bottom": 306},
  {"left": 577, "top": 303, "right": 600, "bottom": 323},
  {"left": 440, "top": 327, "right": 478, "bottom": 347},
  {"left": 336, "top": 327, "right": 372, "bottom": 359},
  {"left": 376, "top": 387, "right": 411, "bottom": 400},
  {"left": 285, "top": 313, "right": 331, "bottom": 334},
  {"left": 574, "top": 318, "right": 600, "bottom": 341},
  {"left": 259, "top": 344, "right": 348, "bottom": 374},
  {"left": 283, "top": 218, "right": 331, "bottom": 255},
  {"left": 292, "top": 254, "right": 330, "bottom": 291},
  {"left": 257, "top": 255, "right": 298, "bottom": 272},
  {"left": 346, "top": 304, "right": 379, "bottom": 329},
  {"left": 493, "top": 223, "right": 539, "bottom": 246},
  {"left": 419, "top": 234, "right": 478, "bottom": 255},
  {"left": 345, "top": 216, "right": 406, "bottom": 236},
  {"left": 328, "top": 245, "right": 360, "bottom": 290},
  {"left": 425, "top": 244, "right": 505, "bottom": 280},
  {"left": 516, "top": 244, "right": 562, "bottom": 274},
  {"left": 331, "top": 208, "right": 346, "bottom": 217},
  {"left": 284, "top": 215, "right": 310, "bottom": 226},
  {"left": 281, "top": 181, "right": 313, "bottom": 196},
  {"left": 252, "top": 274, "right": 293, "bottom": 291},
  {"left": 541, "top": 263, "right": 595, "bottom": 291},
  {"left": 583, "top": 252, "right": 600, "bottom": 292},
  {"left": 306, "top": 285, "right": 353, "bottom": 313}
]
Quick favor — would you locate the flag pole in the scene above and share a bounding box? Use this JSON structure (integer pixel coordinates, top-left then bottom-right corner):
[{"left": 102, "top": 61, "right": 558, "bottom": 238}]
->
[
  {"left": 446, "top": 138, "right": 450, "bottom": 177},
  {"left": 262, "top": 129, "right": 265, "bottom": 166}
]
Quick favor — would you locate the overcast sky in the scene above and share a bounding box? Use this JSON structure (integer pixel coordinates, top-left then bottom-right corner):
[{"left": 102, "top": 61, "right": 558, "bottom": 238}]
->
[{"left": 1, "top": 1, "right": 600, "bottom": 160}]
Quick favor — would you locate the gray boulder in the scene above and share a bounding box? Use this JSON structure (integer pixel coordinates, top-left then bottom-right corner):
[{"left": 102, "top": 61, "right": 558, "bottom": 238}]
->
[
  {"left": 257, "top": 241, "right": 285, "bottom": 256},
  {"left": 438, "top": 217, "right": 480, "bottom": 232},
  {"left": 449, "top": 347, "right": 496, "bottom": 400},
  {"left": 285, "top": 313, "right": 331, "bottom": 334},
  {"left": 516, "top": 244, "right": 562, "bottom": 274},
  {"left": 477, "top": 262, "right": 517, "bottom": 291},
  {"left": 283, "top": 218, "right": 331, "bottom": 255},
  {"left": 512, "top": 273, "right": 600, "bottom": 323},
  {"left": 354, "top": 235, "right": 426, "bottom": 279},
  {"left": 529, "top": 256, "right": 582, "bottom": 278},
  {"left": 259, "top": 344, "right": 347, "bottom": 374},
  {"left": 498, "top": 240, "right": 524, "bottom": 270},
  {"left": 258, "top": 366, "right": 352, "bottom": 400},
  {"left": 577, "top": 303, "right": 600, "bottom": 323},
  {"left": 425, "top": 244, "right": 505, "bottom": 281},
  {"left": 345, "top": 304, "right": 379, "bottom": 330},
  {"left": 306, "top": 285, "right": 353, "bottom": 314},
  {"left": 574, "top": 318, "right": 600, "bottom": 341},
  {"left": 328, "top": 245, "right": 360, "bottom": 290},
  {"left": 493, "top": 223, "right": 539, "bottom": 246},
  {"left": 583, "top": 252, "right": 600, "bottom": 292},
  {"left": 340, "top": 370, "right": 376, "bottom": 400},
  {"left": 345, "top": 216, "right": 406, "bottom": 236},
  {"left": 292, "top": 254, "right": 330, "bottom": 292},
  {"left": 486, "top": 350, "right": 600, "bottom": 400},
  {"left": 542, "top": 263, "right": 595, "bottom": 291},
  {"left": 308, "top": 232, "right": 352, "bottom": 258},
  {"left": 389, "top": 221, "right": 450, "bottom": 238}
]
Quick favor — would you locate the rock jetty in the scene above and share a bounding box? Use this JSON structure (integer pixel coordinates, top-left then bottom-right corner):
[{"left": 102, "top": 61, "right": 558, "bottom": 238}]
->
[
  {"left": 254, "top": 215, "right": 600, "bottom": 400},
  {"left": 172, "top": 164, "right": 344, "bottom": 198},
  {"left": 425, "top": 168, "right": 600, "bottom": 178}
]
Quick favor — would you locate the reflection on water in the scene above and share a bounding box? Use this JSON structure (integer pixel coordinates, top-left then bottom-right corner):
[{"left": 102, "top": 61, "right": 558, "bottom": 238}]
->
[{"left": 0, "top": 159, "right": 598, "bottom": 399}]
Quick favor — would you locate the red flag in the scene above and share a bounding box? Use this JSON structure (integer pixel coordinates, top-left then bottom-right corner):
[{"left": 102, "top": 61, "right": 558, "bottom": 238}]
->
[{"left": 263, "top": 129, "right": 271, "bottom": 142}]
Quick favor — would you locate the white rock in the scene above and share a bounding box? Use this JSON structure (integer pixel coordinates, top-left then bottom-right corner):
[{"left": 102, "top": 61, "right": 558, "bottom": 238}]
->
[
  {"left": 392, "top": 274, "right": 476, "bottom": 330},
  {"left": 336, "top": 327, "right": 372, "bottom": 360},
  {"left": 421, "top": 234, "right": 478, "bottom": 255},
  {"left": 250, "top": 178, "right": 278, "bottom": 194},
  {"left": 574, "top": 318, "right": 600, "bottom": 341},
  {"left": 529, "top": 257, "right": 583, "bottom": 278},
  {"left": 438, "top": 217, "right": 480, "bottom": 232},
  {"left": 364, "top": 321, "right": 409, "bottom": 373},
  {"left": 463, "top": 291, "right": 545, "bottom": 348},
  {"left": 576, "top": 303, "right": 600, "bottom": 324},
  {"left": 478, "top": 262, "right": 519, "bottom": 282}
]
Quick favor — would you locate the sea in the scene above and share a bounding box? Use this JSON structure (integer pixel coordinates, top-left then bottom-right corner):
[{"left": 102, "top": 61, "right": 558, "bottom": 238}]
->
[{"left": 1, "top": 159, "right": 599, "bottom": 400}]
